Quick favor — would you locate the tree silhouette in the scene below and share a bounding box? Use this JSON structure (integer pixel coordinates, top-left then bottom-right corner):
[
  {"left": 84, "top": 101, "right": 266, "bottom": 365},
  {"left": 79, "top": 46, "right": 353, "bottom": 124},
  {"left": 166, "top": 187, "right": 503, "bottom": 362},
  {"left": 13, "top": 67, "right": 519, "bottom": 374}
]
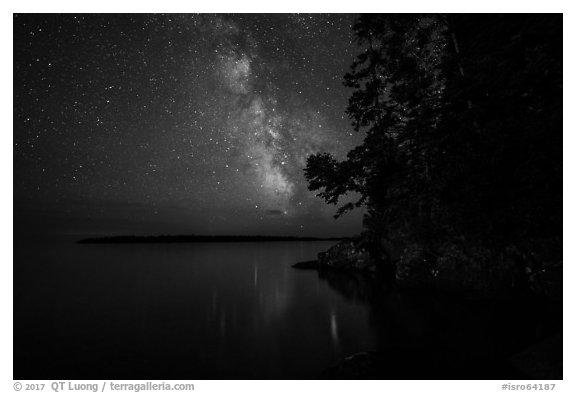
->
[{"left": 305, "top": 14, "right": 562, "bottom": 264}]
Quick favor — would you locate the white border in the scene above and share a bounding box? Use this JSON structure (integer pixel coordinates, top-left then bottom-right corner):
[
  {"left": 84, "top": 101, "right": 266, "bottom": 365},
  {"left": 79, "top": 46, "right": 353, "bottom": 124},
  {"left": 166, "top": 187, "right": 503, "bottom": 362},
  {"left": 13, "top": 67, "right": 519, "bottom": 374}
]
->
[{"left": 4, "top": 2, "right": 572, "bottom": 392}]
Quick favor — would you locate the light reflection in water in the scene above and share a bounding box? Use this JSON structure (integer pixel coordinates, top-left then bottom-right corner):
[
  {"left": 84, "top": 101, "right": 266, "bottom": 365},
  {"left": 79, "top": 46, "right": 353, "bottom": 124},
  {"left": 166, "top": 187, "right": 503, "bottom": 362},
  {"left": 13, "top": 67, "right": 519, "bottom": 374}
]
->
[
  {"left": 15, "top": 240, "right": 380, "bottom": 379},
  {"left": 330, "top": 308, "right": 340, "bottom": 350}
]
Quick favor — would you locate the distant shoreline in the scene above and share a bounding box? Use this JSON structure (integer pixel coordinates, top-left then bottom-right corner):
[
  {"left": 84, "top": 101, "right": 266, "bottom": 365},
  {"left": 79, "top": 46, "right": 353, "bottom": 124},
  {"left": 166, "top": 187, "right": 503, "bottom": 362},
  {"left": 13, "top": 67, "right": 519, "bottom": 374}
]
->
[{"left": 77, "top": 235, "right": 349, "bottom": 244}]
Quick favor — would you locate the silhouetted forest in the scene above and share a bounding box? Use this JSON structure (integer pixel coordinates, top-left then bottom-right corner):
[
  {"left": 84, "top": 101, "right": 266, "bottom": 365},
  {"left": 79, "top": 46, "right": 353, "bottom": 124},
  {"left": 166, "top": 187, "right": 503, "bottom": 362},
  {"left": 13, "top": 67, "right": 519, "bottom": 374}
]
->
[{"left": 305, "top": 14, "right": 562, "bottom": 290}]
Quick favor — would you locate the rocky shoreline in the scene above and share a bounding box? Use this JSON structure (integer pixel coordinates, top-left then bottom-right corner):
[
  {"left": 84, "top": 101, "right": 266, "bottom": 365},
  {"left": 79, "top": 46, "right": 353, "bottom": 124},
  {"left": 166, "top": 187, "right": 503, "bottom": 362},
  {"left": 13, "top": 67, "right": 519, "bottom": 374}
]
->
[
  {"left": 292, "top": 237, "right": 562, "bottom": 301},
  {"left": 292, "top": 237, "right": 563, "bottom": 379}
]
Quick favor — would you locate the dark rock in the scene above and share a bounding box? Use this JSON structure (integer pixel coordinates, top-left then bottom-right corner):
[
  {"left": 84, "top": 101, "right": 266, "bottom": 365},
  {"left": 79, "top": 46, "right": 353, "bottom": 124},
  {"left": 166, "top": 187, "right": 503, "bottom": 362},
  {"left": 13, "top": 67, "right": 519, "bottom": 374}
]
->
[
  {"left": 434, "top": 242, "right": 494, "bottom": 295},
  {"left": 322, "top": 351, "right": 384, "bottom": 379},
  {"left": 317, "top": 241, "right": 376, "bottom": 271},
  {"left": 291, "top": 260, "right": 319, "bottom": 269},
  {"left": 395, "top": 244, "right": 434, "bottom": 287},
  {"left": 395, "top": 242, "right": 519, "bottom": 298}
]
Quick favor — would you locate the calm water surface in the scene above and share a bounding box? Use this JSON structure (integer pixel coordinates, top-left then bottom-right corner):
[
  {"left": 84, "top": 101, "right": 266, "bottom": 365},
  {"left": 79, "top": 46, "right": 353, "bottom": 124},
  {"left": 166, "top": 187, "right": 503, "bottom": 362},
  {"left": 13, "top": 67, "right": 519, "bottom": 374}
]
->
[
  {"left": 15, "top": 240, "right": 379, "bottom": 379},
  {"left": 14, "top": 238, "right": 562, "bottom": 379}
]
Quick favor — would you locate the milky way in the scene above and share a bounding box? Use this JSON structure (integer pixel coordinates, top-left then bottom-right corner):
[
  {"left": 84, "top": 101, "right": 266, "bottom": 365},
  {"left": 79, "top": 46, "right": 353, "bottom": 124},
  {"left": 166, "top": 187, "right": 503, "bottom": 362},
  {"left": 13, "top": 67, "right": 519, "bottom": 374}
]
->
[{"left": 14, "top": 14, "right": 365, "bottom": 237}]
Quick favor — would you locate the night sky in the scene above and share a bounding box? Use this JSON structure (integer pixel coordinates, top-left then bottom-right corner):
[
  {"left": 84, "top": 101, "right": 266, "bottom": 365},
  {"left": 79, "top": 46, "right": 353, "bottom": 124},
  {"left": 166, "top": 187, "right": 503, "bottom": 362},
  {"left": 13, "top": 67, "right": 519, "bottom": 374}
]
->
[{"left": 14, "top": 14, "right": 365, "bottom": 238}]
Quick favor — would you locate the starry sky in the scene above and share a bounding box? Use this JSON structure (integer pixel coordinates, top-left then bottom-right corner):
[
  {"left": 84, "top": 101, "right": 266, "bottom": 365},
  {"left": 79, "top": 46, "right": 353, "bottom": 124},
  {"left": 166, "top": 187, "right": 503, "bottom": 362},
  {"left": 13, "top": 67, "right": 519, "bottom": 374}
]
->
[{"left": 14, "top": 14, "right": 366, "bottom": 238}]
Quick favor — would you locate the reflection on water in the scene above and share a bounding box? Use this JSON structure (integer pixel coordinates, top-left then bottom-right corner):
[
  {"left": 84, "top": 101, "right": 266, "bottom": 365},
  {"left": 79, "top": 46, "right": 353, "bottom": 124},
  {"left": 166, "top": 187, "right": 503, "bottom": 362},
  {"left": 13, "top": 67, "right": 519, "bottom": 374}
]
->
[
  {"left": 14, "top": 239, "right": 561, "bottom": 379},
  {"left": 316, "top": 266, "right": 562, "bottom": 379},
  {"left": 14, "top": 240, "right": 378, "bottom": 379}
]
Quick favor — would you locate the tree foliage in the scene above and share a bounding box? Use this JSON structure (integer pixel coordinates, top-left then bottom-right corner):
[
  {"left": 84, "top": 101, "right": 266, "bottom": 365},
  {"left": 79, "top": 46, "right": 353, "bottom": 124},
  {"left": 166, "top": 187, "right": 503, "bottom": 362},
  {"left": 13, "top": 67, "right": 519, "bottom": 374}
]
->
[{"left": 305, "top": 14, "right": 562, "bottom": 252}]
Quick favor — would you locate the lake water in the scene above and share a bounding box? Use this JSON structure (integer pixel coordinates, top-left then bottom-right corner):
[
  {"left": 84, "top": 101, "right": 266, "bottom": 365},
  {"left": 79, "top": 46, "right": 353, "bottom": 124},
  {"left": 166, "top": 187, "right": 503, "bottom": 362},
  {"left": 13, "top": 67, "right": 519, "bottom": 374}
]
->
[
  {"left": 14, "top": 239, "right": 562, "bottom": 379},
  {"left": 14, "top": 240, "right": 381, "bottom": 379}
]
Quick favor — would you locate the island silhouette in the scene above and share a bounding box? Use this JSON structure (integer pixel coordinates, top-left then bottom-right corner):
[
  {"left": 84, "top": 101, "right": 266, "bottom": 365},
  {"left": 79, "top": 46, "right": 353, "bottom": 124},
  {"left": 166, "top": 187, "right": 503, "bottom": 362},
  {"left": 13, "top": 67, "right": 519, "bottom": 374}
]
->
[{"left": 77, "top": 235, "right": 350, "bottom": 244}]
